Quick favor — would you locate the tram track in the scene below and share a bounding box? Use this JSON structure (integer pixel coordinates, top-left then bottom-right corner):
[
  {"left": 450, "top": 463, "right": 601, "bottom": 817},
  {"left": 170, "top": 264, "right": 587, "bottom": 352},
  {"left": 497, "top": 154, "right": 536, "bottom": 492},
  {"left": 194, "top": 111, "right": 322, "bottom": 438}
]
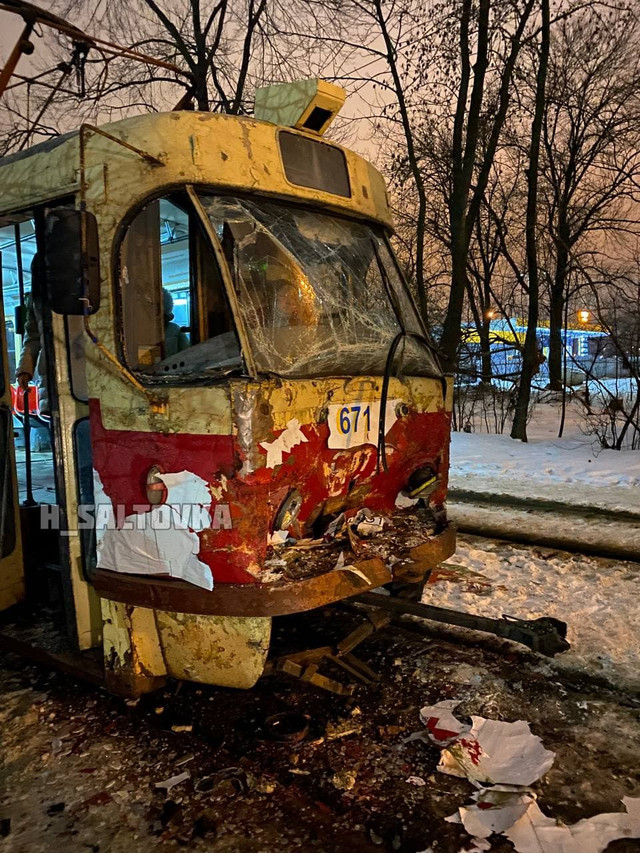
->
[{"left": 447, "top": 488, "right": 640, "bottom": 563}]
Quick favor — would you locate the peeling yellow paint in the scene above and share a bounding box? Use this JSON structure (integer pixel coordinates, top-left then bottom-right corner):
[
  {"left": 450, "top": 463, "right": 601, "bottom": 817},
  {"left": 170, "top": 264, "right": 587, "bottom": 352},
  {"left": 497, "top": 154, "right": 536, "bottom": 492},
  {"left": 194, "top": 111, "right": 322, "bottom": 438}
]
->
[
  {"left": 101, "top": 599, "right": 167, "bottom": 677},
  {"left": 155, "top": 611, "right": 271, "bottom": 688},
  {"left": 209, "top": 474, "right": 228, "bottom": 501},
  {"left": 231, "top": 376, "right": 450, "bottom": 465}
]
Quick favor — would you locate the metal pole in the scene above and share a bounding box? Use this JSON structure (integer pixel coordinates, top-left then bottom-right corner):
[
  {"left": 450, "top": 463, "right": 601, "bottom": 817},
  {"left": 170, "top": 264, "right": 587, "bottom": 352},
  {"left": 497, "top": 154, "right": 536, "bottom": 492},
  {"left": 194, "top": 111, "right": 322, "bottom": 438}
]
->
[{"left": 22, "top": 388, "right": 36, "bottom": 507}]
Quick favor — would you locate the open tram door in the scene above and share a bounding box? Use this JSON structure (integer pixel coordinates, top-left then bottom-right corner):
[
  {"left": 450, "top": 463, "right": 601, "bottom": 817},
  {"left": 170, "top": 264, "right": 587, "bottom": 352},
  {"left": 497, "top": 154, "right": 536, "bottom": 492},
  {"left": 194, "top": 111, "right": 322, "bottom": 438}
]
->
[
  {"left": 0, "top": 208, "right": 103, "bottom": 680},
  {"left": 0, "top": 290, "right": 23, "bottom": 612}
]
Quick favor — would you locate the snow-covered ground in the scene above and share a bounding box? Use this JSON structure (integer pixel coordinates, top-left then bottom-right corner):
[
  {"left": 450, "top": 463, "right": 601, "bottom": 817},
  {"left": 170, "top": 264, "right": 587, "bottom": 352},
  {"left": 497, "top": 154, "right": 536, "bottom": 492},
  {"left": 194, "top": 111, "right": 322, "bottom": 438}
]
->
[
  {"left": 449, "top": 397, "right": 640, "bottom": 513},
  {"left": 442, "top": 396, "right": 640, "bottom": 691},
  {"left": 422, "top": 535, "right": 640, "bottom": 691}
]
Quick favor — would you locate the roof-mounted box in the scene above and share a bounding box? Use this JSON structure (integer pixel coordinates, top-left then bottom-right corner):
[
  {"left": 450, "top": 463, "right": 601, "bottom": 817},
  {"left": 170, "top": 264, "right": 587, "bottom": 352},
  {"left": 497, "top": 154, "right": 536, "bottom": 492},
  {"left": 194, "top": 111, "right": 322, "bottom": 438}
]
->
[{"left": 254, "top": 79, "right": 345, "bottom": 136}]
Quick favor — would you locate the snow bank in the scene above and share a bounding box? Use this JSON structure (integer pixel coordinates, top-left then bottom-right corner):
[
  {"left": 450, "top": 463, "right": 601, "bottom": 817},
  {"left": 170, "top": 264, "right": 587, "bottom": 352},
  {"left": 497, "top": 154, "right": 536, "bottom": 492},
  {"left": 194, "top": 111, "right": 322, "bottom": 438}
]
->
[{"left": 450, "top": 430, "right": 640, "bottom": 513}]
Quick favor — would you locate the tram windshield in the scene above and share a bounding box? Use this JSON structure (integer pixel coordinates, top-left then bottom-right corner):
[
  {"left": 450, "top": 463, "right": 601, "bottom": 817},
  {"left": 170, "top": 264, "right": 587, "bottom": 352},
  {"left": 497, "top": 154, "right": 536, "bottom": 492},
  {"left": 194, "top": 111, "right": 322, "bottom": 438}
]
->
[
  {"left": 199, "top": 194, "right": 440, "bottom": 378},
  {"left": 119, "top": 192, "right": 441, "bottom": 380}
]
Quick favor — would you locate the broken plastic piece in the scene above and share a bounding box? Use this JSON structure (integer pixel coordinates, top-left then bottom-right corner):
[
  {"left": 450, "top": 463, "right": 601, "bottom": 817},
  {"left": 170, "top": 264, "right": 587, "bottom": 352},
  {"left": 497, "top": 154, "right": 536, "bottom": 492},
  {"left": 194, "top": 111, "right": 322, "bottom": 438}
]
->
[{"left": 154, "top": 771, "right": 190, "bottom": 790}]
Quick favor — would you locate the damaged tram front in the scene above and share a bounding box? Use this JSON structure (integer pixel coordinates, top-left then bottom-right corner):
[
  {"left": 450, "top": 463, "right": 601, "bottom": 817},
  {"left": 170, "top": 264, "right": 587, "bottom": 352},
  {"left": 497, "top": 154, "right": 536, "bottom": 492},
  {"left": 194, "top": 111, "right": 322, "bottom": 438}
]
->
[{"left": 0, "top": 80, "right": 455, "bottom": 695}]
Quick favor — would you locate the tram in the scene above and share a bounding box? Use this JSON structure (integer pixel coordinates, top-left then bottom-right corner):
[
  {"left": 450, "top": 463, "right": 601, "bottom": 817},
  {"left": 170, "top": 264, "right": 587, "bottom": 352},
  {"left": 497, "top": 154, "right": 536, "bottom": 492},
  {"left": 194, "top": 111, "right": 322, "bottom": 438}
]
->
[{"left": 0, "top": 79, "right": 455, "bottom": 696}]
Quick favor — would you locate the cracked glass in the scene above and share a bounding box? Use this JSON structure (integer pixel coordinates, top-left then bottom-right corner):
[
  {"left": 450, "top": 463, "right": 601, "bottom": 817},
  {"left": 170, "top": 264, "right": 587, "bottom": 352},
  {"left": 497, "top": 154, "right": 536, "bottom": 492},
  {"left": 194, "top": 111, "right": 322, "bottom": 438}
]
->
[{"left": 199, "top": 194, "right": 441, "bottom": 378}]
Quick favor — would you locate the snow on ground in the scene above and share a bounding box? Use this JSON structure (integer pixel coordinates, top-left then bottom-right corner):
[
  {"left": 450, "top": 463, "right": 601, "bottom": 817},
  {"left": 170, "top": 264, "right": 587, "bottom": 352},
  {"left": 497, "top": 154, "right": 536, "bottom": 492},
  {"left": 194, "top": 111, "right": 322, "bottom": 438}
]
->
[
  {"left": 421, "top": 535, "right": 640, "bottom": 691},
  {"left": 449, "top": 398, "right": 640, "bottom": 513}
]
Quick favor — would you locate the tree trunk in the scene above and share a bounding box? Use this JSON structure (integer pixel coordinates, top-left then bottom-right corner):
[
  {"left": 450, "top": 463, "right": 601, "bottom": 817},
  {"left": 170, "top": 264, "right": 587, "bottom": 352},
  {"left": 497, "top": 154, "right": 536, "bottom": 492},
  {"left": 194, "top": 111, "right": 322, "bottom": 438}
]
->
[
  {"left": 547, "top": 245, "right": 568, "bottom": 390},
  {"left": 511, "top": 0, "right": 550, "bottom": 441},
  {"left": 440, "top": 225, "right": 469, "bottom": 371}
]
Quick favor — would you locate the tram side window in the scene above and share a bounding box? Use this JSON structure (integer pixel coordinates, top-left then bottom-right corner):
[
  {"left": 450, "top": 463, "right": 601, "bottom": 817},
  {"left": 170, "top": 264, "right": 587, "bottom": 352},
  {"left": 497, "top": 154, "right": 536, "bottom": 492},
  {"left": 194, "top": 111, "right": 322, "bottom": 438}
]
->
[{"left": 120, "top": 197, "right": 241, "bottom": 378}]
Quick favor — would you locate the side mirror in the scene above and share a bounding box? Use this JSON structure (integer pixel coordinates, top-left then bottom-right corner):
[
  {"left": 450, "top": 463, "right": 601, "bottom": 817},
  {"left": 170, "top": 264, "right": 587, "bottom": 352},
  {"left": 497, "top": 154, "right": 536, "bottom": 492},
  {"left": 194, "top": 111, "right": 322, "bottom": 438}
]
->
[{"left": 44, "top": 208, "right": 100, "bottom": 315}]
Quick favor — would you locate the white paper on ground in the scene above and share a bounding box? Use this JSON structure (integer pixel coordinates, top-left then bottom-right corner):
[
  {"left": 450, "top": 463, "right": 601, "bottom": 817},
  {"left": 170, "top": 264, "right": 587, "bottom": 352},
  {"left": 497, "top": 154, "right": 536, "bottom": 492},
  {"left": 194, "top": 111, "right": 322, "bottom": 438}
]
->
[
  {"left": 419, "top": 700, "right": 470, "bottom": 744},
  {"left": 505, "top": 796, "right": 640, "bottom": 853},
  {"left": 260, "top": 418, "right": 308, "bottom": 468},
  {"left": 421, "top": 704, "right": 555, "bottom": 786},
  {"left": 446, "top": 785, "right": 536, "bottom": 838}
]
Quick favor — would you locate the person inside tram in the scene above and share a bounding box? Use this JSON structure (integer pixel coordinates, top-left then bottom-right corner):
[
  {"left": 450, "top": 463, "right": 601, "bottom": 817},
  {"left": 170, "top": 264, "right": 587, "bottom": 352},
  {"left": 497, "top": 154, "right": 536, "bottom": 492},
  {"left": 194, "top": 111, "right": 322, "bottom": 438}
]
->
[
  {"left": 15, "top": 256, "right": 49, "bottom": 416},
  {"left": 162, "top": 287, "right": 190, "bottom": 357}
]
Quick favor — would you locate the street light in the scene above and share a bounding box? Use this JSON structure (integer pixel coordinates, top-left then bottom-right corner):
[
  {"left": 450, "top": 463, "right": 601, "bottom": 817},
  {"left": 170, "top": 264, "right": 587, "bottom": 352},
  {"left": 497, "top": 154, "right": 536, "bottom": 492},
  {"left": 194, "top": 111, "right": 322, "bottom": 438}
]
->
[{"left": 578, "top": 309, "right": 591, "bottom": 324}]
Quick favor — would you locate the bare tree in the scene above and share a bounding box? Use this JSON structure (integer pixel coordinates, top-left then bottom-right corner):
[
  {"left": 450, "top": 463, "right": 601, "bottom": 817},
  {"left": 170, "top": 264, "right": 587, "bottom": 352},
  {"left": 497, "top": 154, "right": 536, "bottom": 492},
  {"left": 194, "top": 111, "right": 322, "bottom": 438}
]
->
[
  {"left": 540, "top": 3, "right": 640, "bottom": 390},
  {"left": 0, "top": 0, "right": 343, "bottom": 150},
  {"left": 510, "top": 0, "right": 550, "bottom": 440}
]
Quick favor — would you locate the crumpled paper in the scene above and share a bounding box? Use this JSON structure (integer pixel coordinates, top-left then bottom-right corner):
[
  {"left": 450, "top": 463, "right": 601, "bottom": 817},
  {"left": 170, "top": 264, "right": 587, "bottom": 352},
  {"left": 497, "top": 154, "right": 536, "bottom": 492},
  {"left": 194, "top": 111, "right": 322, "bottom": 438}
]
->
[
  {"left": 419, "top": 702, "right": 555, "bottom": 786},
  {"left": 423, "top": 703, "right": 640, "bottom": 852},
  {"left": 505, "top": 796, "right": 640, "bottom": 853}
]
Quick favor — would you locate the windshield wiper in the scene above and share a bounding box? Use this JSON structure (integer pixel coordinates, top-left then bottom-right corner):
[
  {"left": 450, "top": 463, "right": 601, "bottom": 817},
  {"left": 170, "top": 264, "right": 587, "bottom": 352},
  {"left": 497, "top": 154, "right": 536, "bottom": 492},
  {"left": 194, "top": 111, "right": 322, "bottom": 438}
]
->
[{"left": 371, "top": 239, "right": 447, "bottom": 473}]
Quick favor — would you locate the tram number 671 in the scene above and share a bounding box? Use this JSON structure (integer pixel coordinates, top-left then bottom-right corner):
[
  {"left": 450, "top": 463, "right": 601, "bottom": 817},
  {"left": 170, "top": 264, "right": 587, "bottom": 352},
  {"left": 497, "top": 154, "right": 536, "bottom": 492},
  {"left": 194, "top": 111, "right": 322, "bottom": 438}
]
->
[{"left": 337, "top": 404, "right": 371, "bottom": 435}]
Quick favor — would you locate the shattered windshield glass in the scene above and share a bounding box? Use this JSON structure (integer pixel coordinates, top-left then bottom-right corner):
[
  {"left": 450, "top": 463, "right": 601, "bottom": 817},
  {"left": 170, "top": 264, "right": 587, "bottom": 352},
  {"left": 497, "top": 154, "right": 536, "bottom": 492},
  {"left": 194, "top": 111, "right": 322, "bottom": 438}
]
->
[{"left": 199, "top": 194, "right": 441, "bottom": 378}]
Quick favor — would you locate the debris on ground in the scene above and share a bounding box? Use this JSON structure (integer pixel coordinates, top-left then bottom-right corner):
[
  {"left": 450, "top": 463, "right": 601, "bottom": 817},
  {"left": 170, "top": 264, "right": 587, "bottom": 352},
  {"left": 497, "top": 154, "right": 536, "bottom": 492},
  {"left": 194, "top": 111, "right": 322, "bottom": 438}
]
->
[
  {"left": 2, "top": 597, "right": 639, "bottom": 853},
  {"left": 154, "top": 771, "right": 190, "bottom": 791},
  {"left": 451, "top": 793, "right": 640, "bottom": 853},
  {"left": 422, "top": 700, "right": 640, "bottom": 851},
  {"left": 504, "top": 796, "right": 640, "bottom": 853},
  {"left": 332, "top": 769, "right": 357, "bottom": 791}
]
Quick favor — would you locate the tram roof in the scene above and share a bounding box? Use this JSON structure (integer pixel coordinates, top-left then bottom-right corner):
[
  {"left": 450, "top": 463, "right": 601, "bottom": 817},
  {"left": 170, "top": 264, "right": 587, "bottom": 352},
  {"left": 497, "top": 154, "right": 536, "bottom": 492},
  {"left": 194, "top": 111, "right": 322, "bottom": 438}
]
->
[{"left": 0, "top": 111, "right": 393, "bottom": 229}]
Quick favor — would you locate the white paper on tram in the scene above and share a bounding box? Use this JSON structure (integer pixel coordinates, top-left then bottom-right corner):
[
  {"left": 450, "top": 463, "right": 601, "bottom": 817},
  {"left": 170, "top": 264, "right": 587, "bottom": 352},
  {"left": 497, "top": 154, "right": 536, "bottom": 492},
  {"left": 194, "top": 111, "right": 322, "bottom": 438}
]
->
[{"left": 93, "top": 469, "right": 214, "bottom": 590}]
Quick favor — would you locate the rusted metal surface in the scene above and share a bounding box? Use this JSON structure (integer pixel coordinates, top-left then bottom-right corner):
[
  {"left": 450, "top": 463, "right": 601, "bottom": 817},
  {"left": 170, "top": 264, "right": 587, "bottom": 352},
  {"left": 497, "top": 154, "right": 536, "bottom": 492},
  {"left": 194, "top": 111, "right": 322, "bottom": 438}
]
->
[
  {"left": 94, "top": 557, "right": 393, "bottom": 617},
  {"left": 94, "top": 524, "right": 455, "bottom": 617},
  {"left": 90, "top": 376, "right": 452, "bottom": 586},
  {"left": 393, "top": 525, "right": 457, "bottom": 583}
]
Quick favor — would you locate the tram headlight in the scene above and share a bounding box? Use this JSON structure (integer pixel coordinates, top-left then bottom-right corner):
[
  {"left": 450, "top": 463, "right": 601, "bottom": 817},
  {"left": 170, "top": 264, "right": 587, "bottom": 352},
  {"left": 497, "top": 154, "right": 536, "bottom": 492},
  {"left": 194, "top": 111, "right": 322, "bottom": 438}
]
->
[
  {"left": 406, "top": 465, "right": 438, "bottom": 499},
  {"left": 146, "top": 465, "right": 167, "bottom": 505},
  {"left": 273, "top": 489, "right": 303, "bottom": 530}
]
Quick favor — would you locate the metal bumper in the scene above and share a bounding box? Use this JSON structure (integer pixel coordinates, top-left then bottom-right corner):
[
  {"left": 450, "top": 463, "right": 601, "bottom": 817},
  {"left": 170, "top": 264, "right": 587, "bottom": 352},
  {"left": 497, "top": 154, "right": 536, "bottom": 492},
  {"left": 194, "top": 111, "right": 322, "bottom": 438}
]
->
[{"left": 93, "top": 523, "right": 456, "bottom": 618}]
